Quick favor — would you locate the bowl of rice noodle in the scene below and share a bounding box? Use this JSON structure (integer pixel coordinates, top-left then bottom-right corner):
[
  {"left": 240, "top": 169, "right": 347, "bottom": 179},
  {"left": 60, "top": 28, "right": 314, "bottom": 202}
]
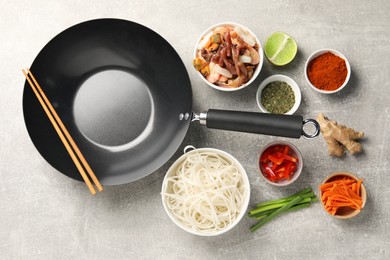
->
[{"left": 161, "top": 146, "right": 250, "bottom": 236}]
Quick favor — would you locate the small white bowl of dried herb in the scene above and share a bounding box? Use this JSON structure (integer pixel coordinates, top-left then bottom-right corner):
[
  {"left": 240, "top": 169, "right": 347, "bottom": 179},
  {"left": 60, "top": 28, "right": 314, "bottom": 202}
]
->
[{"left": 256, "top": 74, "right": 301, "bottom": 115}]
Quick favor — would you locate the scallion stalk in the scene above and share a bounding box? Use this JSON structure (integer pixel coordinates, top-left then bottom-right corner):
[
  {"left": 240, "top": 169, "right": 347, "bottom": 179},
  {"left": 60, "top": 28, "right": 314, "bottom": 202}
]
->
[
  {"left": 254, "top": 202, "right": 312, "bottom": 220},
  {"left": 249, "top": 196, "right": 315, "bottom": 218},
  {"left": 250, "top": 196, "right": 303, "bottom": 232},
  {"left": 255, "top": 187, "right": 311, "bottom": 208}
]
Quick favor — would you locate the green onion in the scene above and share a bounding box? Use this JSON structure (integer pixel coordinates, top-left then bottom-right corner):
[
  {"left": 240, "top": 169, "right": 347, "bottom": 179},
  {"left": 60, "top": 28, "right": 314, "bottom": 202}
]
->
[
  {"left": 249, "top": 196, "right": 315, "bottom": 218},
  {"left": 248, "top": 187, "right": 318, "bottom": 232},
  {"left": 255, "top": 187, "right": 311, "bottom": 208},
  {"left": 254, "top": 202, "right": 312, "bottom": 220},
  {"left": 250, "top": 196, "right": 303, "bottom": 232}
]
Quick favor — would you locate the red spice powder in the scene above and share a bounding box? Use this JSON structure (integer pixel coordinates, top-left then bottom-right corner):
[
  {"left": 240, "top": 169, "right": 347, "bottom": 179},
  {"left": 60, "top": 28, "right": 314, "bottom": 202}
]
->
[{"left": 307, "top": 52, "right": 348, "bottom": 91}]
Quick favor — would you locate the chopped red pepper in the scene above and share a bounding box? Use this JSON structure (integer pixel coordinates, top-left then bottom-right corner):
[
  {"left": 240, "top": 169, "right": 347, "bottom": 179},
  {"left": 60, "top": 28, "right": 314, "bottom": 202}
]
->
[
  {"left": 290, "top": 163, "right": 297, "bottom": 172},
  {"left": 263, "top": 167, "right": 277, "bottom": 182},
  {"left": 259, "top": 144, "right": 299, "bottom": 183},
  {"left": 260, "top": 151, "right": 270, "bottom": 163},
  {"left": 271, "top": 162, "right": 278, "bottom": 171},
  {"left": 275, "top": 166, "right": 286, "bottom": 173},
  {"left": 284, "top": 161, "right": 294, "bottom": 179},
  {"left": 267, "top": 154, "right": 284, "bottom": 165},
  {"left": 283, "top": 145, "right": 289, "bottom": 155},
  {"left": 275, "top": 152, "right": 298, "bottom": 163}
]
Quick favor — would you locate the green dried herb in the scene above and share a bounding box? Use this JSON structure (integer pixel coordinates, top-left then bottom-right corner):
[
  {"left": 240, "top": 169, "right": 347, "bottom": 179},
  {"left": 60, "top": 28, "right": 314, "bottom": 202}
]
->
[{"left": 261, "top": 81, "right": 295, "bottom": 114}]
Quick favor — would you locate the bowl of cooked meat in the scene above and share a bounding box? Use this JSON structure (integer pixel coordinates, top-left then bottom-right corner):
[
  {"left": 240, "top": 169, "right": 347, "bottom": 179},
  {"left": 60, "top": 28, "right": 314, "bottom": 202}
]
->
[{"left": 193, "top": 22, "right": 263, "bottom": 91}]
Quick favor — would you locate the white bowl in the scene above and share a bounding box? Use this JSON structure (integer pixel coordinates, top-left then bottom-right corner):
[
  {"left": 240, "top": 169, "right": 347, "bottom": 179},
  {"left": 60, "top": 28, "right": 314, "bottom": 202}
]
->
[
  {"left": 304, "top": 49, "right": 351, "bottom": 94},
  {"left": 161, "top": 147, "right": 250, "bottom": 236},
  {"left": 258, "top": 141, "right": 303, "bottom": 187},
  {"left": 194, "top": 22, "right": 264, "bottom": 92},
  {"left": 256, "top": 74, "right": 301, "bottom": 115}
]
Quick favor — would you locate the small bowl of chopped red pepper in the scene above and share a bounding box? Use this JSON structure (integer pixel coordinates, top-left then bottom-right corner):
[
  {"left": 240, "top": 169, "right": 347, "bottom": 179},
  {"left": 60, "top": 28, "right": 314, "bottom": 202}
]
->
[{"left": 258, "top": 141, "right": 303, "bottom": 186}]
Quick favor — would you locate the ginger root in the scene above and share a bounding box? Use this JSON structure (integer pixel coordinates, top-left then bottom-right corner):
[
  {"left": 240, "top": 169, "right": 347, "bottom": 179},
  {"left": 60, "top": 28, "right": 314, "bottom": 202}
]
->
[{"left": 317, "top": 113, "right": 364, "bottom": 157}]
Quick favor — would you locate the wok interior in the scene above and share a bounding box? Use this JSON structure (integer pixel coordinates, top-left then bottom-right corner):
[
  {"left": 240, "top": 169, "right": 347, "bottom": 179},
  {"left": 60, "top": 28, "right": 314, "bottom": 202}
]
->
[{"left": 73, "top": 69, "right": 153, "bottom": 147}]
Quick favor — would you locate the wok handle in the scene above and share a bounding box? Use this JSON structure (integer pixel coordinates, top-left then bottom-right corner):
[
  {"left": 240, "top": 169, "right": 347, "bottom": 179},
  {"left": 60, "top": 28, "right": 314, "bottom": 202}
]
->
[{"left": 199, "top": 109, "right": 319, "bottom": 139}]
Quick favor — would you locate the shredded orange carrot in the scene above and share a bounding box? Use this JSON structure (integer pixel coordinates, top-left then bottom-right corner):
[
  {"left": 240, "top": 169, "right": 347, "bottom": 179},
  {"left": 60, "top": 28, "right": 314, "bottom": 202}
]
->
[
  {"left": 320, "top": 177, "right": 363, "bottom": 215},
  {"left": 352, "top": 183, "right": 357, "bottom": 193},
  {"left": 356, "top": 179, "right": 362, "bottom": 196},
  {"left": 320, "top": 179, "right": 354, "bottom": 190}
]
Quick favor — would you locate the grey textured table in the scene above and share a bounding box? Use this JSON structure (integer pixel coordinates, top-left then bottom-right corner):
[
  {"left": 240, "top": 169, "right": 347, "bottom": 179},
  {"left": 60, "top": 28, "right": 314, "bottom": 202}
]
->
[{"left": 1, "top": 0, "right": 389, "bottom": 259}]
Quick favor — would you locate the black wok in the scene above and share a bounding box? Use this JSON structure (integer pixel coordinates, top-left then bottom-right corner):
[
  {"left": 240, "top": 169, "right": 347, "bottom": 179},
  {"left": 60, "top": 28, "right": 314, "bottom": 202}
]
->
[{"left": 23, "top": 19, "right": 319, "bottom": 185}]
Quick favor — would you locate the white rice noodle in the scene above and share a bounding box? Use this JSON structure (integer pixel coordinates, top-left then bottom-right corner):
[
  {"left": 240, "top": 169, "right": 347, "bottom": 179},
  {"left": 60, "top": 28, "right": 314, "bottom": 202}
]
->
[{"left": 162, "top": 151, "right": 246, "bottom": 235}]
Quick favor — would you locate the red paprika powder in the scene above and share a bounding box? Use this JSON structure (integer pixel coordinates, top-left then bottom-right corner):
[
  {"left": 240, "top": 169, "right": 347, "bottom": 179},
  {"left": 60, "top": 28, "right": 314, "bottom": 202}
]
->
[{"left": 307, "top": 52, "right": 348, "bottom": 91}]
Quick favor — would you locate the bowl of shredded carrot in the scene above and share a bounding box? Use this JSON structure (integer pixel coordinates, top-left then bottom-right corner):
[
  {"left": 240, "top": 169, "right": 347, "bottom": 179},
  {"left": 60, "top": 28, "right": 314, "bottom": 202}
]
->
[{"left": 319, "top": 172, "right": 366, "bottom": 219}]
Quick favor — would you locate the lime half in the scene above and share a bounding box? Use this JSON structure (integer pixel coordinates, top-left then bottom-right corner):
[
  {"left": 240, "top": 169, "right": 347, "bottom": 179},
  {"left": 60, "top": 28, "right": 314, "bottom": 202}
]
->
[{"left": 265, "top": 32, "right": 297, "bottom": 66}]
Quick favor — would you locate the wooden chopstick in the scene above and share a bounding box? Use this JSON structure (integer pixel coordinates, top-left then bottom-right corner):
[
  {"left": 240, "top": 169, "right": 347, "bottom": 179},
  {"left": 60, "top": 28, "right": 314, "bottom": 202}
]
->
[
  {"left": 22, "top": 69, "right": 103, "bottom": 195},
  {"left": 27, "top": 69, "right": 103, "bottom": 192}
]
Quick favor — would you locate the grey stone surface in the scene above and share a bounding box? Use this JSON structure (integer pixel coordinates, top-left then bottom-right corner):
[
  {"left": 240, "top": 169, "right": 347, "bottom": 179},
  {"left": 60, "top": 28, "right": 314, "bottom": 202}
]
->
[{"left": 1, "top": 0, "right": 389, "bottom": 259}]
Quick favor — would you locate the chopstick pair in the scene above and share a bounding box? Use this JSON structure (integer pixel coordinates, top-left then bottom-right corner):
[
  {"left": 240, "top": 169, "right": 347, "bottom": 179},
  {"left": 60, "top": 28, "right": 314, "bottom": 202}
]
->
[{"left": 22, "top": 69, "right": 103, "bottom": 195}]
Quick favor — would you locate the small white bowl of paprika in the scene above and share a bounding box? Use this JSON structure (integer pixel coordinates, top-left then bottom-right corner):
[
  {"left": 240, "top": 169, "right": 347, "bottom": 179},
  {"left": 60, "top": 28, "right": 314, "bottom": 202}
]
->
[{"left": 304, "top": 49, "right": 351, "bottom": 94}]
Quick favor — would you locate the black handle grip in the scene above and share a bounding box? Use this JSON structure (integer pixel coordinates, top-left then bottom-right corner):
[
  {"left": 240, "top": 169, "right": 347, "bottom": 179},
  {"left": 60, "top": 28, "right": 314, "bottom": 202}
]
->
[{"left": 205, "top": 109, "right": 304, "bottom": 139}]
